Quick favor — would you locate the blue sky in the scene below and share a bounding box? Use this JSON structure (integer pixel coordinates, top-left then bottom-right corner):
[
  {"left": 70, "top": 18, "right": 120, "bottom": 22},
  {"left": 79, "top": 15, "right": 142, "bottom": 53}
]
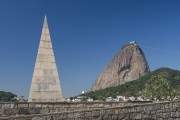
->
[{"left": 0, "top": 0, "right": 180, "bottom": 98}]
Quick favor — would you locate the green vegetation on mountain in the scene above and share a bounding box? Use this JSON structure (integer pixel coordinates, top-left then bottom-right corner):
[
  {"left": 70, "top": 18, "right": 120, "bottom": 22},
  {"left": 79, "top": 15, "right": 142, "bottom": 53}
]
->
[
  {"left": 142, "top": 74, "right": 179, "bottom": 101},
  {"left": 0, "top": 91, "right": 17, "bottom": 102},
  {"left": 78, "top": 68, "right": 180, "bottom": 101}
]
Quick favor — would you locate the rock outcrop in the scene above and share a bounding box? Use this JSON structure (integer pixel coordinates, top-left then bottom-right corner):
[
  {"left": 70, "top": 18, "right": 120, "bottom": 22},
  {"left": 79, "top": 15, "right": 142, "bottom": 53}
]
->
[{"left": 91, "top": 41, "right": 150, "bottom": 91}]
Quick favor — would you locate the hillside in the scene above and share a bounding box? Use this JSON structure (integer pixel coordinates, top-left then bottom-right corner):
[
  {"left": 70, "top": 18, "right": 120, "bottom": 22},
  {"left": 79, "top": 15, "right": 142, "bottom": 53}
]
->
[
  {"left": 91, "top": 42, "right": 150, "bottom": 91},
  {"left": 80, "top": 68, "right": 180, "bottom": 101},
  {"left": 0, "top": 91, "right": 17, "bottom": 102}
]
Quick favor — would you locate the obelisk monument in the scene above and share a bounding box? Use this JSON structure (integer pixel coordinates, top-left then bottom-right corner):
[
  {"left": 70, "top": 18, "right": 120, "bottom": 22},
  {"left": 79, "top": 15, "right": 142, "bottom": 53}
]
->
[{"left": 28, "top": 16, "right": 63, "bottom": 102}]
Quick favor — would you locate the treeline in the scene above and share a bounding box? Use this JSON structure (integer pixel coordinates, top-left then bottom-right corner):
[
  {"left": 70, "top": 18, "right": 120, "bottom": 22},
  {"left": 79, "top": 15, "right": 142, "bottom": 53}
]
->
[{"left": 0, "top": 91, "right": 17, "bottom": 102}]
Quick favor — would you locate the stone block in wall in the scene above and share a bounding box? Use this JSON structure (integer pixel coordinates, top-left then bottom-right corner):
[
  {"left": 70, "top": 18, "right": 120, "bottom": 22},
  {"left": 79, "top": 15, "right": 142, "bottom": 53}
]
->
[
  {"left": 111, "top": 103, "right": 117, "bottom": 107},
  {"left": 69, "top": 104, "right": 77, "bottom": 108},
  {"left": 151, "top": 104, "right": 157, "bottom": 111},
  {"left": 134, "top": 106, "right": 143, "bottom": 112},
  {"left": 124, "top": 114, "right": 131, "bottom": 120},
  {"left": 59, "top": 113, "right": 69, "bottom": 119},
  {"left": 13, "top": 116, "right": 33, "bottom": 120},
  {"left": 74, "top": 117, "right": 84, "bottom": 120},
  {"left": 18, "top": 104, "right": 28, "bottom": 108},
  {"left": 177, "top": 107, "right": 180, "bottom": 112},
  {"left": 142, "top": 106, "right": 152, "bottom": 114},
  {"left": 47, "top": 116, "right": 56, "bottom": 120},
  {"left": 91, "top": 118, "right": 101, "bottom": 120},
  {"left": 100, "top": 109, "right": 109, "bottom": 116},
  {"left": 14, "top": 109, "right": 20, "bottom": 116},
  {"left": 40, "top": 107, "right": 50, "bottom": 114},
  {"left": 57, "top": 107, "right": 67, "bottom": 112},
  {"left": 161, "top": 108, "right": 171, "bottom": 113},
  {"left": 142, "top": 109, "right": 151, "bottom": 116},
  {"left": 151, "top": 114, "right": 157, "bottom": 119},
  {"left": 111, "top": 114, "right": 118, "bottom": 120},
  {"left": 160, "top": 104, "right": 165, "bottom": 110},
  {"left": 171, "top": 105, "right": 177, "bottom": 112},
  {"left": 54, "top": 103, "right": 67, "bottom": 108},
  {"left": 167, "top": 118, "right": 174, "bottom": 120},
  {"left": 2, "top": 104, "right": 11, "bottom": 109},
  {"left": 32, "top": 116, "right": 44, "bottom": 120},
  {"left": 35, "top": 104, "right": 42, "bottom": 108},
  {"left": 132, "top": 113, "right": 142, "bottom": 119},
  {"left": 91, "top": 103, "right": 99, "bottom": 108},
  {"left": 29, "top": 103, "right": 36, "bottom": 108},
  {"left": 74, "top": 112, "right": 84, "bottom": 119},
  {"left": 145, "top": 105, "right": 153, "bottom": 111},
  {"left": 18, "top": 108, "right": 29, "bottom": 115},
  {"left": 171, "top": 112, "right": 177, "bottom": 118},
  {"left": 68, "top": 107, "right": 77, "bottom": 111},
  {"left": 92, "top": 110, "right": 100, "bottom": 118},
  {"left": 114, "top": 109, "right": 118, "bottom": 114},
  {"left": 154, "top": 104, "right": 161, "bottom": 110},
  {"left": 109, "top": 109, "right": 116, "bottom": 115},
  {"left": 2, "top": 108, "right": 17, "bottom": 116},
  {"left": 98, "top": 103, "right": 104, "bottom": 108},
  {"left": 165, "top": 103, "right": 170, "bottom": 109},
  {"left": 52, "top": 114, "right": 63, "bottom": 119},
  {"left": 117, "top": 111, "right": 126, "bottom": 119},
  {"left": 128, "top": 107, "right": 135, "bottom": 113},
  {"left": 150, "top": 110, "right": 157, "bottom": 116},
  {"left": 169, "top": 103, "right": 174, "bottom": 108},
  {"left": 42, "top": 104, "right": 53, "bottom": 108},
  {"left": 86, "top": 104, "right": 91, "bottom": 109},
  {"left": 67, "top": 113, "right": 74, "bottom": 119},
  {"left": 104, "top": 103, "right": 111, "bottom": 108},
  {"left": 49, "top": 108, "right": 56, "bottom": 113},
  {"left": 53, "top": 104, "right": 61, "bottom": 108},
  {"left": 84, "top": 111, "right": 92, "bottom": 119},
  {"left": 121, "top": 108, "right": 129, "bottom": 114},
  {"left": 176, "top": 101, "right": 180, "bottom": 107},
  {"left": 156, "top": 112, "right": 161, "bottom": 119},
  {"left": 141, "top": 113, "right": 151, "bottom": 119},
  {"left": 76, "top": 103, "right": 83, "bottom": 108},
  {"left": 171, "top": 111, "right": 180, "bottom": 118},
  {"left": 118, "top": 108, "right": 123, "bottom": 115},
  {"left": 64, "top": 103, "right": 70, "bottom": 108},
  {"left": 161, "top": 113, "right": 171, "bottom": 119},
  {"left": 101, "top": 113, "right": 112, "bottom": 120},
  {"left": 29, "top": 107, "right": 40, "bottom": 114}
]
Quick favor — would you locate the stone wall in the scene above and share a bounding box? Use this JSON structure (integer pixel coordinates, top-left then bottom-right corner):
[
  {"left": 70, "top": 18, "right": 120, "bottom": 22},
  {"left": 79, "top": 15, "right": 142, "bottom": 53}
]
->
[
  {"left": 0, "top": 101, "right": 180, "bottom": 120},
  {"left": 0, "top": 101, "right": 148, "bottom": 116}
]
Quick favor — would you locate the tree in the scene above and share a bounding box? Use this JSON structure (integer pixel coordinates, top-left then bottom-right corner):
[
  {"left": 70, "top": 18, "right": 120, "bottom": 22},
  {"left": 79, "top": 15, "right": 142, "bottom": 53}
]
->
[
  {"left": 142, "top": 75, "right": 172, "bottom": 101},
  {"left": 0, "top": 91, "right": 17, "bottom": 102}
]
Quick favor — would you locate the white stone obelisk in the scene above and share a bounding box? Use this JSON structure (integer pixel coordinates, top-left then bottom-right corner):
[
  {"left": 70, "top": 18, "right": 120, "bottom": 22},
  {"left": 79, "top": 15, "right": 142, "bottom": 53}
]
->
[{"left": 28, "top": 16, "right": 63, "bottom": 102}]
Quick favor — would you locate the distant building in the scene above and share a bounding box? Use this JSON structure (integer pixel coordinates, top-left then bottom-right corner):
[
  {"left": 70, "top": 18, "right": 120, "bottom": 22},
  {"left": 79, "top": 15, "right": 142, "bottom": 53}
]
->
[
  {"left": 117, "top": 96, "right": 127, "bottom": 101},
  {"left": 13, "top": 96, "right": 26, "bottom": 102},
  {"left": 137, "top": 96, "right": 144, "bottom": 101},
  {"left": 106, "top": 97, "right": 113, "bottom": 102},
  {"left": 129, "top": 96, "right": 136, "bottom": 101},
  {"left": 87, "top": 98, "right": 93, "bottom": 102},
  {"left": 65, "top": 98, "right": 71, "bottom": 102},
  {"left": 129, "top": 41, "right": 136, "bottom": 44},
  {"left": 106, "top": 97, "right": 119, "bottom": 102},
  {"left": 72, "top": 98, "right": 81, "bottom": 102}
]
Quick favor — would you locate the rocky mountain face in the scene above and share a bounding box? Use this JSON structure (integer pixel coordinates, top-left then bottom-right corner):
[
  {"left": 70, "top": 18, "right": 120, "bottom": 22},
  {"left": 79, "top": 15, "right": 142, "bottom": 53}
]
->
[{"left": 91, "top": 42, "right": 150, "bottom": 91}]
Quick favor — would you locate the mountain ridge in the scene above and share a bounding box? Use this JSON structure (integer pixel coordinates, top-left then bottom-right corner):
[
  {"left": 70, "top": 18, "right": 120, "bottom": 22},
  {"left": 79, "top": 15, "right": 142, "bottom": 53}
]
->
[{"left": 91, "top": 42, "right": 150, "bottom": 91}]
